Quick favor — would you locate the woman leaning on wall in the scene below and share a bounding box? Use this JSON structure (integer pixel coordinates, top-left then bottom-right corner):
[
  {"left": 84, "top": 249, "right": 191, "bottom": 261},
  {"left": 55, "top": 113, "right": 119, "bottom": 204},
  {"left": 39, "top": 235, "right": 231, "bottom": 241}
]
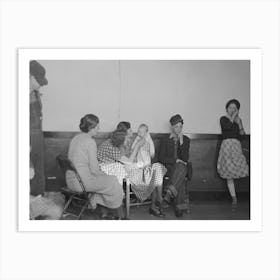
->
[{"left": 217, "top": 99, "right": 249, "bottom": 211}]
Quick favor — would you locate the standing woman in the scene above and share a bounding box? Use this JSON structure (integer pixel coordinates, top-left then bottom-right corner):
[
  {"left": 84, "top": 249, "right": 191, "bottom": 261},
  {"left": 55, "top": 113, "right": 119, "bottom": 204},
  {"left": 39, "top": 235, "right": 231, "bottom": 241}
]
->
[
  {"left": 66, "top": 114, "right": 124, "bottom": 218},
  {"left": 217, "top": 99, "right": 249, "bottom": 210}
]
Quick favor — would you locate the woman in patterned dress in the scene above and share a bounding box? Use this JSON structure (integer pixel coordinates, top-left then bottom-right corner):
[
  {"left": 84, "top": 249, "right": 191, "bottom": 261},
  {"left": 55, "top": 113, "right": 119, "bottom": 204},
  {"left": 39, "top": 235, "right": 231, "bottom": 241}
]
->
[
  {"left": 98, "top": 122, "right": 167, "bottom": 217},
  {"left": 217, "top": 99, "right": 249, "bottom": 210}
]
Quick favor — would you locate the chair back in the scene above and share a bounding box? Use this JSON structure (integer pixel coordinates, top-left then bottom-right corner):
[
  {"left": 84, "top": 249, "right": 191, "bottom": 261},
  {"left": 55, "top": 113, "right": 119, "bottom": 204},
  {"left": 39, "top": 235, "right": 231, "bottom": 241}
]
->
[{"left": 56, "top": 155, "right": 87, "bottom": 194}]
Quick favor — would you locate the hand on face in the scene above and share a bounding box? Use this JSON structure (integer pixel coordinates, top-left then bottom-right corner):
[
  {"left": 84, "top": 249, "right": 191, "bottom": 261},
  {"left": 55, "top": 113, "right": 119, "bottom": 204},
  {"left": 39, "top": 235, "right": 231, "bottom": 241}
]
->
[
  {"left": 172, "top": 122, "right": 183, "bottom": 140},
  {"left": 231, "top": 109, "right": 240, "bottom": 122},
  {"left": 142, "top": 141, "right": 150, "bottom": 151},
  {"left": 173, "top": 132, "right": 183, "bottom": 143},
  {"left": 234, "top": 114, "right": 242, "bottom": 125},
  {"left": 137, "top": 137, "right": 146, "bottom": 147},
  {"left": 137, "top": 127, "right": 147, "bottom": 138},
  {"left": 227, "top": 103, "right": 239, "bottom": 121},
  {"left": 178, "top": 132, "right": 183, "bottom": 143},
  {"left": 176, "top": 159, "right": 187, "bottom": 165},
  {"left": 231, "top": 109, "right": 238, "bottom": 119}
]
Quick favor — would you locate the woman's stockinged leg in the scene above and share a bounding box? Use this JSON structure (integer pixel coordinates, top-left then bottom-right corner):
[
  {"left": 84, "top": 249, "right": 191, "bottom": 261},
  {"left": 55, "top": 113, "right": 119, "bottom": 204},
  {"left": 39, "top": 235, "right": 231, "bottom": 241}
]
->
[
  {"left": 151, "top": 190, "right": 157, "bottom": 207},
  {"left": 148, "top": 164, "right": 165, "bottom": 217},
  {"left": 156, "top": 185, "right": 165, "bottom": 216},
  {"left": 227, "top": 178, "right": 237, "bottom": 210},
  {"left": 227, "top": 178, "right": 236, "bottom": 198},
  {"left": 115, "top": 205, "right": 124, "bottom": 219},
  {"left": 149, "top": 188, "right": 164, "bottom": 218},
  {"left": 156, "top": 185, "right": 163, "bottom": 205}
]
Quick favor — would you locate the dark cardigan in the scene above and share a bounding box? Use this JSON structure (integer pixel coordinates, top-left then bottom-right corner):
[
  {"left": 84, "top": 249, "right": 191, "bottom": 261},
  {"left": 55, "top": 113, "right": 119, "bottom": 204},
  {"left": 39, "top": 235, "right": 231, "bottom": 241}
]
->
[
  {"left": 159, "top": 134, "right": 190, "bottom": 166},
  {"left": 220, "top": 116, "right": 241, "bottom": 140}
]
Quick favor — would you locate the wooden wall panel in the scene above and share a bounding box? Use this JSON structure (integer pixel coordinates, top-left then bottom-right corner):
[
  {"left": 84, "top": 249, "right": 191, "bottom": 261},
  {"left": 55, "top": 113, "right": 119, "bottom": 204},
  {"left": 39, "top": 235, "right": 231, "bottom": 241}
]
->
[{"left": 44, "top": 132, "right": 250, "bottom": 193}]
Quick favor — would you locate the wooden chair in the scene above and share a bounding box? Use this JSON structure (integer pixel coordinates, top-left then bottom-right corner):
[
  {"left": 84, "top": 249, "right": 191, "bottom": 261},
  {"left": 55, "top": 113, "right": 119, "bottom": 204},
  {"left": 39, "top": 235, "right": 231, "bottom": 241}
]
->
[
  {"left": 56, "top": 155, "right": 95, "bottom": 220},
  {"left": 123, "top": 178, "right": 151, "bottom": 219}
]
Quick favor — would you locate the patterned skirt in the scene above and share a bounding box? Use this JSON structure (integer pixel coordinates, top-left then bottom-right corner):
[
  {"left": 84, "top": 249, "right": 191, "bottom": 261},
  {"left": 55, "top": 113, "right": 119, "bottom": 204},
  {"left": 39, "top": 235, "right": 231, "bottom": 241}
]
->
[
  {"left": 217, "top": 138, "right": 249, "bottom": 179},
  {"left": 100, "top": 162, "right": 128, "bottom": 185},
  {"left": 100, "top": 162, "right": 167, "bottom": 202},
  {"left": 125, "top": 163, "right": 167, "bottom": 202}
]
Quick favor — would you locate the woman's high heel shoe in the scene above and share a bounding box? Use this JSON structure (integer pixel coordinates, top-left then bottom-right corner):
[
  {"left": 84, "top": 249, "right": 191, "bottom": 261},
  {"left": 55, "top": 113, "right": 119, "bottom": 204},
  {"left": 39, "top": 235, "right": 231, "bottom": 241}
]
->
[
  {"left": 159, "top": 207, "right": 165, "bottom": 217},
  {"left": 158, "top": 203, "right": 166, "bottom": 217},
  {"left": 175, "top": 209, "right": 183, "bottom": 218},
  {"left": 231, "top": 197, "right": 237, "bottom": 212},
  {"left": 149, "top": 207, "right": 164, "bottom": 218}
]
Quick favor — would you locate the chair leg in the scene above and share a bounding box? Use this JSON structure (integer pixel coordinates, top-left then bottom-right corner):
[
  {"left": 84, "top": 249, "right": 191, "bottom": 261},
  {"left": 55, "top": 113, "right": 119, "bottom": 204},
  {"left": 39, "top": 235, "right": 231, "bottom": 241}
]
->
[
  {"left": 126, "top": 182, "right": 130, "bottom": 218},
  {"left": 60, "top": 196, "right": 74, "bottom": 219},
  {"left": 77, "top": 201, "right": 89, "bottom": 220}
]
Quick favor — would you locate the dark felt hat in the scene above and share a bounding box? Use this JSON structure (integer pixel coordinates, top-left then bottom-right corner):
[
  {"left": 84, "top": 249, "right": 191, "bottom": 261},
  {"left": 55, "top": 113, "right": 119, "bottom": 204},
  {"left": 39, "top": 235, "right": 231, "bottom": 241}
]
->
[
  {"left": 30, "top": 60, "right": 48, "bottom": 86},
  {"left": 170, "top": 114, "right": 184, "bottom": 126}
]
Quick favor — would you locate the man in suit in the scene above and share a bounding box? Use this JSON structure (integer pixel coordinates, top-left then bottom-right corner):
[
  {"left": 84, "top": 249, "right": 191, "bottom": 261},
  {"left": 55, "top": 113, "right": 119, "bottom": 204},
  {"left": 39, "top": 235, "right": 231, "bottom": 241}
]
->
[{"left": 159, "top": 114, "right": 190, "bottom": 217}]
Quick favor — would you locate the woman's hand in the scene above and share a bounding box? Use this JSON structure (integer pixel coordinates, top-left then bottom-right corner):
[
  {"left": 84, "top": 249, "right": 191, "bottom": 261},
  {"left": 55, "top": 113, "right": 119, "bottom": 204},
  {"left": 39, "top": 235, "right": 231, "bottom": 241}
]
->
[
  {"left": 142, "top": 141, "right": 150, "bottom": 151},
  {"left": 231, "top": 110, "right": 238, "bottom": 122},
  {"left": 234, "top": 115, "right": 242, "bottom": 126},
  {"left": 136, "top": 137, "right": 146, "bottom": 148},
  {"left": 178, "top": 133, "right": 183, "bottom": 145},
  {"left": 234, "top": 115, "right": 245, "bottom": 134},
  {"left": 176, "top": 159, "right": 187, "bottom": 165}
]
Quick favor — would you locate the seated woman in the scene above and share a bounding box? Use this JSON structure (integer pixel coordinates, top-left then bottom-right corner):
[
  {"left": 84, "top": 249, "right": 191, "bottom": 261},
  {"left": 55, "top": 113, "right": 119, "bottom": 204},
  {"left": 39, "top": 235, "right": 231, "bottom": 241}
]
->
[
  {"left": 116, "top": 121, "right": 134, "bottom": 156},
  {"left": 159, "top": 114, "right": 190, "bottom": 218},
  {"left": 97, "top": 130, "right": 129, "bottom": 185},
  {"left": 66, "top": 114, "right": 124, "bottom": 219},
  {"left": 98, "top": 122, "right": 167, "bottom": 217}
]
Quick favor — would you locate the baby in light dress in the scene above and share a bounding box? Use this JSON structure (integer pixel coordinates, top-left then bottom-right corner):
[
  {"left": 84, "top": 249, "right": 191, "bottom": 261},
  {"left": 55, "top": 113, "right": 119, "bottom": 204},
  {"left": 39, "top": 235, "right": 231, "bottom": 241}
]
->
[{"left": 131, "top": 124, "right": 155, "bottom": 168}]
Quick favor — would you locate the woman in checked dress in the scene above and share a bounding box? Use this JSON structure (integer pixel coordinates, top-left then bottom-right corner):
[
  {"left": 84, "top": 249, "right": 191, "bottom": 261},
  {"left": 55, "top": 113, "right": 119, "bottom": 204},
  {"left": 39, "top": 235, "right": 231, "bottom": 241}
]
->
[
  {"left": 98, "top": 121, "right": 167, "bottom": 217},
  {"left": 217, "top": 99, "right": 249, "bottom": 210}
]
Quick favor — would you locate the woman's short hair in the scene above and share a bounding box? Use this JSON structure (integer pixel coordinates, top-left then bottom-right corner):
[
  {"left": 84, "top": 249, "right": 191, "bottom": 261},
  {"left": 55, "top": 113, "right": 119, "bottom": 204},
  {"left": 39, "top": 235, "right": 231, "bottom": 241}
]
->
[
  {"left": 226, "top": 99, "right": 241, "bottom": 110},
  {"left": 111, "top": 129, "right": 127, "bottom": 147},
  {"left": 116, "top": 121, "right": 131, "bottom": 132},
  {"left": 170, "top": 114, "right": 184, "bottom": 126},
  {"left": 79, "top": 114, "right": 99, "bottom": 132}
]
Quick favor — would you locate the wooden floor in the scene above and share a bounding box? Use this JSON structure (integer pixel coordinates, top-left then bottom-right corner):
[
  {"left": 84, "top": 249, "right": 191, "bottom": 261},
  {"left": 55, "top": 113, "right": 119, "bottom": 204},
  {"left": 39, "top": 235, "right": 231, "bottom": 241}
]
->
[{"left": 64, "top": 192, "right": 250, "bottom": 220}]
